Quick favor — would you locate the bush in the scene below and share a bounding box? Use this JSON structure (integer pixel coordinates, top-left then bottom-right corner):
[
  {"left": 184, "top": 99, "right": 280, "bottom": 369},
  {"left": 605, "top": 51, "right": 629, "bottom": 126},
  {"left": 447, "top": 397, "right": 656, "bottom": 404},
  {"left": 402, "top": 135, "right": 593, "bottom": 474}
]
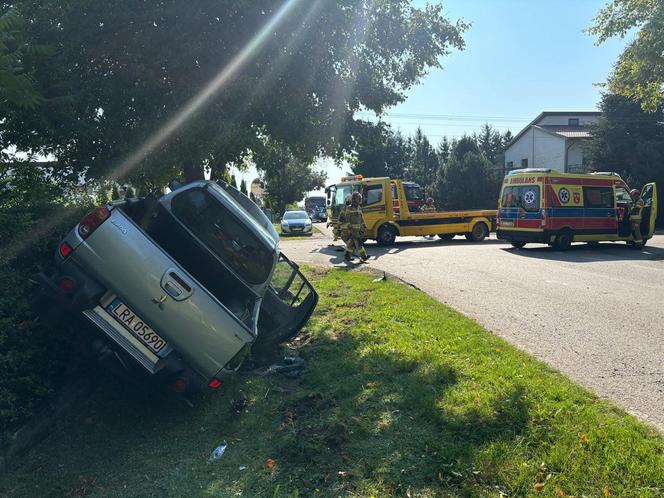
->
[{"left": 0, "top": 165, "right": 89, "bottom": 446}]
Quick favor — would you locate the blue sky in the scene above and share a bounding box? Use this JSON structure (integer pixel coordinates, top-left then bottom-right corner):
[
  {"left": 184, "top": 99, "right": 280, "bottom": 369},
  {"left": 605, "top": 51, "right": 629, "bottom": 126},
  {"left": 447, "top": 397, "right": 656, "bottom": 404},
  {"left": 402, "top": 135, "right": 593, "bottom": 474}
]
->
[{"left": 237, "top": 0, "right": 631, "bottom": 196}]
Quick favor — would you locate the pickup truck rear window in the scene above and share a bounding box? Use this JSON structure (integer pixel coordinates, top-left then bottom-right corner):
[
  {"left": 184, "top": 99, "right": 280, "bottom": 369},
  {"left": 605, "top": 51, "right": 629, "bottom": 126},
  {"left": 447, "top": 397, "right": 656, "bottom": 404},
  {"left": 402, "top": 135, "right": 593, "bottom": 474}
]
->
[{"left": 171, "top": 188, "right": 273, "bottom": 284}]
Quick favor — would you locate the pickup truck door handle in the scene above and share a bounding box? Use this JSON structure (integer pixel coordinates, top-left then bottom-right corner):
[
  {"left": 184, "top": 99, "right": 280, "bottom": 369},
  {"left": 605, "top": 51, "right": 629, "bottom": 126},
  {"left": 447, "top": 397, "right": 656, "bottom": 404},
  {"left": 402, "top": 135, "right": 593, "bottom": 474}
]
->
[{"left": 160, "top": 269, "right": 195, "bottom": 301}]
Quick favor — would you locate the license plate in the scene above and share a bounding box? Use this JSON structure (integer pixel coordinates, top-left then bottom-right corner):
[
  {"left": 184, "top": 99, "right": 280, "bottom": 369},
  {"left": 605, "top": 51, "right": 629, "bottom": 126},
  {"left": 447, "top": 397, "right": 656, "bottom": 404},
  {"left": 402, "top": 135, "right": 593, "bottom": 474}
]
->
[
  {"left": 292, "top": 227, "right": 302, "bottom": 231},
  {"left": 501, "top": 220, "right": 514, "bottom": 227},
  {"left": 108, "top": 300, "right": 168, "bottom": 354}
]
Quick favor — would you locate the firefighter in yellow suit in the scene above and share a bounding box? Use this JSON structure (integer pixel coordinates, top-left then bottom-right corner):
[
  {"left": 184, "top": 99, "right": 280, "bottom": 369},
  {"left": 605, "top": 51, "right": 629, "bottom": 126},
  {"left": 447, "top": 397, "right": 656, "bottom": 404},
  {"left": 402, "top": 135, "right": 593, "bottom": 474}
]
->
[
  {"left": 421, "top": 197, "right": 436, "bottom": 212},
  {"left": 630, "top": 188, "right": 645, "bottom": 247},
  {"left": 339, "top": 192, "right": 368, "bottom": 262}
]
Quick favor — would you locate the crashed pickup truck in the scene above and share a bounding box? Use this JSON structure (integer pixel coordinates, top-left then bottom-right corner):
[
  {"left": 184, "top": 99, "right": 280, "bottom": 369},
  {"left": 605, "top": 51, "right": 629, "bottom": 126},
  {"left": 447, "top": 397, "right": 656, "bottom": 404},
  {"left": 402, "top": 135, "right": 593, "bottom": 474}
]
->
[{"left": 39, "top": 180, "right": 318, "bottom": 393}]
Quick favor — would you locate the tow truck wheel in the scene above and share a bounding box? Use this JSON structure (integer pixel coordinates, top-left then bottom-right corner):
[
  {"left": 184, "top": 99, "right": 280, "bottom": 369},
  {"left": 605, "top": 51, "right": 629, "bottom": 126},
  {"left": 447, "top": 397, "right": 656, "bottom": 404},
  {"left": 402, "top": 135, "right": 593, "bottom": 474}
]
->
[
  {"left": 554, "top": 229, "right": 573, "bottom": 251},
  {"left": 377, "top": 224, "right": 397, "bottom": 246},
  {"left": 438, "top": 234, "right": 455, "bottom": 240},
  {"left": 467, "top": 222, "right": 489, "bottom": 242}
]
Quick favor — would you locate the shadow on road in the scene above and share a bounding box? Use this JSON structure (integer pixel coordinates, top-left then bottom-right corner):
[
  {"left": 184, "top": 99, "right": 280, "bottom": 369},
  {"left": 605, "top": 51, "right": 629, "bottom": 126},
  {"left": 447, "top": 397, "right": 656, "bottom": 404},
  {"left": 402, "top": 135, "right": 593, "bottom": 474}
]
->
[
  {"left": 313, "top": 237, "right": 506, "bottom": 262},
  {"left": 502, "top": 241, "right": 664, "bottom": 263}
]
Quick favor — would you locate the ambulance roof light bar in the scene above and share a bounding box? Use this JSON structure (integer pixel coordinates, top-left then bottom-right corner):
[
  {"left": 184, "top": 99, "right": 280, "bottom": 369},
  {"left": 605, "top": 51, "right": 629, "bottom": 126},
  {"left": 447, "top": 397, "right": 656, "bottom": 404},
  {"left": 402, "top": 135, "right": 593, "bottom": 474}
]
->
[
  {"left": 589, "top": 171, "right": 623, "bottom": 179},
  {"left": 507, "top": 168, "right": 551, "bottom": 175}
]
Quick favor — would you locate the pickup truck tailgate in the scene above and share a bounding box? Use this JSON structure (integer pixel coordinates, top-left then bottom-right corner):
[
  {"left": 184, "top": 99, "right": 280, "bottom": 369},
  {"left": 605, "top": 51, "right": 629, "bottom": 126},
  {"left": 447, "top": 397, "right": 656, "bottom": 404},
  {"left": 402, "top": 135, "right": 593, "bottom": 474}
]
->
[{"left": 70, "top": 208, "right": 254, "bottom": 379}]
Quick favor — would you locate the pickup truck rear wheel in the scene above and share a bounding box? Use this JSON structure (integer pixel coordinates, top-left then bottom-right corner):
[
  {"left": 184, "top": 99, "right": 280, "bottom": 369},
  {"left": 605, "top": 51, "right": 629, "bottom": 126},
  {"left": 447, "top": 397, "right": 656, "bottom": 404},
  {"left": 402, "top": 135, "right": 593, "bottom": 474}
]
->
[
  {"left": 377, "top": 224, "right": 397, "bottom": 246},
  {"left": 467, "top": 222, "right": 489, "bottom": 242}
]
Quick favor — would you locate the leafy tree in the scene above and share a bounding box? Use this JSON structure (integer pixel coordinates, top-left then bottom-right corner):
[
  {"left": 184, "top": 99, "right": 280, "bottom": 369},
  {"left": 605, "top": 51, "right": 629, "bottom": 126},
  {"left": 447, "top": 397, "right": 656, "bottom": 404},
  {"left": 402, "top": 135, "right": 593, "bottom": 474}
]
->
[
  {"left": 239, "top": 179, "right": 248, "bottom": 196},
  {"left": 435, "top": 152, "right": 497, "bottom": 210},
  {"left": 405, "top": 127, "right": 439, "bottom": 193},
  {"left": 0, "top": 7, "right": 45, "bottom": 109},
  {"left": 249, "top": 191, "right": 257, "bottom": 202},
  {"left": 590, "top": 0, "right": 664, "bottom": 111},
  {"left": 351, "top": 120, "right": 412, "bottom": 179},
  {"left": 254, "top": 139, "right": 327, "bottom": 216},
  {"left": 111, "top": 184, "right": 120, "bottom": 200},
  {"left": 7, "top": 0, "right": 467, "bottom": 188},
  {"left": 230, "top": 174, "right": 238, "bottom": 190},
  {"left": 588, "top": 92, "right": 664, "bottom": 223}
]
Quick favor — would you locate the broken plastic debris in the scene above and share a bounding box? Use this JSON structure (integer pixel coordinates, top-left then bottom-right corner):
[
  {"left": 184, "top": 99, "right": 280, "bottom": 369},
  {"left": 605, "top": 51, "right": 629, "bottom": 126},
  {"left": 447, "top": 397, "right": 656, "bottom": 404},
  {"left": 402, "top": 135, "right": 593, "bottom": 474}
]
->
[
  {"left": 372, "top": 272, "right": 387, "bottom": 283},
  {"left": 263, "top": 357, "right": 306, "bottom": 378},
  {"left": 239, "top": 465, "right": 247, "bottom": 471},
  {"left": 208, "top": 442, "right": 227, "bottom": 462}
]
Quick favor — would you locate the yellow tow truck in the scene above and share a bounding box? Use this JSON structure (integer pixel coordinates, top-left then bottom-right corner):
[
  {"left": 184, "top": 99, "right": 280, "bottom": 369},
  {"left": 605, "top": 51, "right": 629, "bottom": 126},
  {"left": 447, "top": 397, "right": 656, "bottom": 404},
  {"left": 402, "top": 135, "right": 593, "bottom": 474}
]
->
[{"left": 325, "top": 176, "right": 497, "bottom": 245}]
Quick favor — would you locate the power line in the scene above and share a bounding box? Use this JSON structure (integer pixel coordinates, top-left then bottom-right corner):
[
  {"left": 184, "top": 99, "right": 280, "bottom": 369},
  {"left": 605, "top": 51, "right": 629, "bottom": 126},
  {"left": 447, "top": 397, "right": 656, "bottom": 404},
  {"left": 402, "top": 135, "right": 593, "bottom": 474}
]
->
[{"left": 355, "top": 111, "right": 532, "bottom": 122}]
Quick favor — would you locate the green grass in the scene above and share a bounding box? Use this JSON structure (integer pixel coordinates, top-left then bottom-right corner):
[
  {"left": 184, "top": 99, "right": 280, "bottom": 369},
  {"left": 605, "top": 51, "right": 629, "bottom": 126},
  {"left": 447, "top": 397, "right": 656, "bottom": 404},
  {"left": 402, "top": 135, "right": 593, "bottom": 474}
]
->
[
  {"left": 2, "top": 268, "right": 663, "bottom": 497},
  {"left": 275, "top": 222, "right": 321, "bottom": 240}
]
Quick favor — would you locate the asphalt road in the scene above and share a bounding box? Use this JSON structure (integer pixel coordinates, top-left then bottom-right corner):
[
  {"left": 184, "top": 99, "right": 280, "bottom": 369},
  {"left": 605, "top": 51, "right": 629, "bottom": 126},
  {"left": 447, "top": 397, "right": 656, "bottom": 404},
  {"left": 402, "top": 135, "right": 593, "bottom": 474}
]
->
[{"left": 282, "top": 224, "right": 664, "bottom": 432}]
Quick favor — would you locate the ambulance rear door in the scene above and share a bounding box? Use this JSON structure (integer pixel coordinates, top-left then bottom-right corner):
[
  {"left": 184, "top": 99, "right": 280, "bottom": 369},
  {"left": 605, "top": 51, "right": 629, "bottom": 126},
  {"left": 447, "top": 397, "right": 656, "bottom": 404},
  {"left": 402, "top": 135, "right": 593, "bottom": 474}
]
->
[{"left": 640, "top": 183, "right": 657, "bottom": 239}]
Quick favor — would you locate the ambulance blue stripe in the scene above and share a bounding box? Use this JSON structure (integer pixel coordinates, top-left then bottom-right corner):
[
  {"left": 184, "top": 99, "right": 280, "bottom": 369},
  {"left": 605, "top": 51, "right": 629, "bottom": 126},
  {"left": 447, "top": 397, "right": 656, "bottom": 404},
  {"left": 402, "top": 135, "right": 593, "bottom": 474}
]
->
[
  {"left": 500, "top": 207, "right": 617, "bottom": 219},
  {"left": 548, "top": 208, "right": 616, "bottom": 218}
]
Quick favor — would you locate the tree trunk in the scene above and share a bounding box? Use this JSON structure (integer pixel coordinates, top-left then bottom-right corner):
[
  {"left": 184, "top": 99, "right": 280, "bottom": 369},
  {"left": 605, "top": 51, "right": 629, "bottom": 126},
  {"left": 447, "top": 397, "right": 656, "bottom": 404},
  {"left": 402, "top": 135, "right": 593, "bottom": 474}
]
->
[{"left": 182, "top": 162, "right": 205, "bottom": 183}]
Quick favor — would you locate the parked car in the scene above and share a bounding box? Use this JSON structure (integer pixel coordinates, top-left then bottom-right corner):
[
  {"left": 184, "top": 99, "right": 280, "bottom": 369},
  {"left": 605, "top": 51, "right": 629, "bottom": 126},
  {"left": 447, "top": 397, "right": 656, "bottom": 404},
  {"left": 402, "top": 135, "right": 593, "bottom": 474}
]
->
[
  {"left": 314, "top": 206, "right": 327, "bottom": 222},
  {"left": 280, "top": 210, "right": 313, "bottom": 235},
  {"left": 38, "top": 181, "right": 318, "bottom": 393}
]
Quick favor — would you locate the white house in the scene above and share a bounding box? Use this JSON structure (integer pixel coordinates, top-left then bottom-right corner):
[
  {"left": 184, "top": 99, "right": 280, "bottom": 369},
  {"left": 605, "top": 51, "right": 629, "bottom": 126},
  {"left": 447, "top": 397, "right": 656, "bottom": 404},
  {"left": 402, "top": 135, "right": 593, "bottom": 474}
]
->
[{"left": 504, "top": 111, "right": 601, "bottom": 173}]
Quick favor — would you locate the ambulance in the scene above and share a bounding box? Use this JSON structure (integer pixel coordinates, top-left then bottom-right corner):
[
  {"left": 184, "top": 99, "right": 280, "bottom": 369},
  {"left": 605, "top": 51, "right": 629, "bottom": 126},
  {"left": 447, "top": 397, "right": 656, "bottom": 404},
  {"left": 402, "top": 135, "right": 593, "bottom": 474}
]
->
[
  {"left": 496, "top": 169, "right": 657, "bottom": 250},
  {"left": 326, "top": 176, "right": 496, "bottom": 245}
]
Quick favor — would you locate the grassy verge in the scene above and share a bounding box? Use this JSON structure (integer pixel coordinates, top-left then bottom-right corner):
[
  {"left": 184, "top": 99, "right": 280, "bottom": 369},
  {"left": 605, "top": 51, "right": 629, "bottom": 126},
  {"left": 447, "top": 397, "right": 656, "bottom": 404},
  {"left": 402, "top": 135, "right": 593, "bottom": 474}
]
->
[
  {"left": 275, "top": 222, "right": 322, "bottom": 240},
  {"left": 2, "top": 268, "right": 662, "bottom": 497}
]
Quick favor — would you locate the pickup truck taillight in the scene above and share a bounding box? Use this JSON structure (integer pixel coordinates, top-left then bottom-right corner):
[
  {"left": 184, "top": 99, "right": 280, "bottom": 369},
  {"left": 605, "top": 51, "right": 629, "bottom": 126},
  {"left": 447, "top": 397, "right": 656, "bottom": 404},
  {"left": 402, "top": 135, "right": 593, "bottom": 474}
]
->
[
  {"left": 78, "top": 206, "right": 111, "bottom": 239},
  {"left": 208, "top": 378, "right": 222, "bottom": 389},
  {"left": 59, "top": 242, "right": 73, "bottom": 258}
]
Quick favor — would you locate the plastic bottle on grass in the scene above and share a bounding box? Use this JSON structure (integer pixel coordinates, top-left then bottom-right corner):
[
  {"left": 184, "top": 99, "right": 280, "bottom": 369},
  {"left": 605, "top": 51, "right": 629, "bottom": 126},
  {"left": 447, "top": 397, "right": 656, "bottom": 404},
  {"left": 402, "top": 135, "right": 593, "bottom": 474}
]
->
[{"left": 209, "top": 442, "right": 227, "bottom": 462}]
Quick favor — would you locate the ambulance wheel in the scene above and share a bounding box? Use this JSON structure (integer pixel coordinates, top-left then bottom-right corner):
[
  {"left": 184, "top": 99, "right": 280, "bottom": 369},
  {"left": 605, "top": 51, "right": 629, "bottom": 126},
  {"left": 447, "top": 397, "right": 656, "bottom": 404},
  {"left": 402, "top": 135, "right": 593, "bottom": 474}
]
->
[
  {"left": 377, "top": 224, "right": 397, "bottom": 246},
  {"left": 510, "top": 241, "right": 526, "bottom": 248},
  {"left": 467, "top": 222, "right": 489, "bottom": 242},
  {"left": 554, "top": 229, "right": 573, "bottom": 251},
  {"left": 438, "top": 234, "right": 455, "bottom": 240}
]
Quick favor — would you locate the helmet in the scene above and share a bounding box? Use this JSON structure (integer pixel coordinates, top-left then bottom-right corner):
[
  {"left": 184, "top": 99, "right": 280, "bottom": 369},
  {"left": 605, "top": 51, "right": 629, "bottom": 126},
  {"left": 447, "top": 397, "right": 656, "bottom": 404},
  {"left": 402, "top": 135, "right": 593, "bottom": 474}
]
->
[
  {"left": 630, "top": 189, "right": 640, "bottom": 198},
  {"left": 426, "top": 197, "right": 434, "bottom": 204},
  {"left": 345, "top": 194, "right": 352, "bottom": 205},
  {"left": 351, "top": 191, "right": 362, "bottom": 204}
]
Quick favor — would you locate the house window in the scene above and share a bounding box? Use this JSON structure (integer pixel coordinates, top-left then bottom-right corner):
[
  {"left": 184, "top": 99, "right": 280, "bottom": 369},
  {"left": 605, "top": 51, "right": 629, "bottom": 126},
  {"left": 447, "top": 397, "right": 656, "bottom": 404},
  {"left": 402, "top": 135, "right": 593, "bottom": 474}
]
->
[
  {"left": 521, "top": 158, "right": 528, "bottom": 168},
  {"left": 568, "top": 118, "right": 579, "bottom": 126},
  {"left": 506, "top": 161, "right": 514, "bottom": 170}
]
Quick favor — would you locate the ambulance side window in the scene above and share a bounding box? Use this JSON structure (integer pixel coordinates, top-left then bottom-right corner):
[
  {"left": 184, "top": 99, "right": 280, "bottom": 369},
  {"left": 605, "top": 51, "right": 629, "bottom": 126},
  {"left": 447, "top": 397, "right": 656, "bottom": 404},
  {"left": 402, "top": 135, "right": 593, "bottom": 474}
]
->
[
  {"left": 583, "top": 187, "right": 614, "bottom": 208},
  {"left": 615, "top": 187, "right": 632, "bottom": 204}
]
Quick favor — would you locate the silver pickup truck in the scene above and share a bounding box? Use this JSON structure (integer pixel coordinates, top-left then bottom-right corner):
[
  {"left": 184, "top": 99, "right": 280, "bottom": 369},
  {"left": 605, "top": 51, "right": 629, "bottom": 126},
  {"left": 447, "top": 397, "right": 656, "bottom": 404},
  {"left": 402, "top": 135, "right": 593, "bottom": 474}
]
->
[{"left": 40, "top": 180, "right": 317, "bottom": 393}]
